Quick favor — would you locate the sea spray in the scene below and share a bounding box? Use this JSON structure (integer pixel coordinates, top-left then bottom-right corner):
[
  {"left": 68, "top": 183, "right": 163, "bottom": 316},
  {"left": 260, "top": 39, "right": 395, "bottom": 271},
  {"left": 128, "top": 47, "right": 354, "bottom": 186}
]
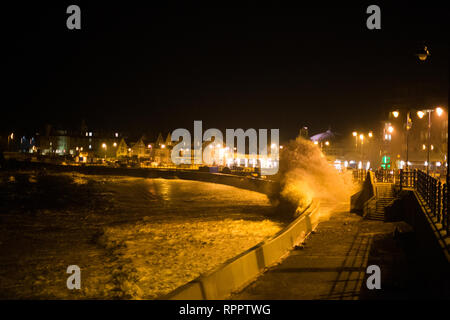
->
[{"left": 272, "top": 136, "right": 356, "bottom": 216}]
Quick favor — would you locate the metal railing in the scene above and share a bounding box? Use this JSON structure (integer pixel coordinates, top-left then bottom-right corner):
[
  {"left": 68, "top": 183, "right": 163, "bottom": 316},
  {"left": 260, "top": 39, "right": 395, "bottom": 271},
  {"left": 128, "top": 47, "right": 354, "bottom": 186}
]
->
[
  {"left": 374, "top": 169, "right": 400, "bottom": 183},
  {"left": 399, "top": 169, "right": 449, "bottom": 235},
  {"left": 352, "top": 169, "right": 367, "bottom": 183}
]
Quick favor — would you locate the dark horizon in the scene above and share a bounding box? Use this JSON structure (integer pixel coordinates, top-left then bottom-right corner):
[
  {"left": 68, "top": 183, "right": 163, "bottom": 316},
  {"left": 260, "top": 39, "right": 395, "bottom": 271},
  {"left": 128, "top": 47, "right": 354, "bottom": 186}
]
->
[{"left": 3, "top": 2, "right": 449, "bottom": 141}]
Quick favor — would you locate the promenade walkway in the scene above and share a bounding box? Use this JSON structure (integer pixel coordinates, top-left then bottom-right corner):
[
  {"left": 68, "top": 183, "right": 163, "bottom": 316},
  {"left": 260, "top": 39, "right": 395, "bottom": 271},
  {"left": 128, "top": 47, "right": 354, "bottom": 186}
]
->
[{"left": 231, "top": 201, "right": 409, "bottom": 300}]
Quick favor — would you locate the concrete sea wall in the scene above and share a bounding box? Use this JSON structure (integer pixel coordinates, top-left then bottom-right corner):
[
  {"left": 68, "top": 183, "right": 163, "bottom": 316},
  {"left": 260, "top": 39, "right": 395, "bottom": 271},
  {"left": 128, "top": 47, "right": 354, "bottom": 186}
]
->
[{"left": 164, "top": 200, "right": 320, "bottom": 300}]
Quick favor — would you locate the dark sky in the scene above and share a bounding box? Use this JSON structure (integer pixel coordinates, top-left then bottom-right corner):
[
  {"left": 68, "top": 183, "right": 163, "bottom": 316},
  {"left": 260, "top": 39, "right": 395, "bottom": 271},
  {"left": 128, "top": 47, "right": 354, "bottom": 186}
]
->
[{"left": 3, "top": 2, "right": 449, "bottom": 141}]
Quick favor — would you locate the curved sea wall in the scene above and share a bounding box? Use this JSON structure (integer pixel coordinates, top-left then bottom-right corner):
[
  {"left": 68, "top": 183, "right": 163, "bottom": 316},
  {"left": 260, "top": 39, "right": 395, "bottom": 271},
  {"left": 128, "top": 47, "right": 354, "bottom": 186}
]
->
[
  {"left": 2, "top": 161, "right": 279, "bottom": 196},
  {"left": 163, "top": 200, "right": 320, "bottom": 300}
]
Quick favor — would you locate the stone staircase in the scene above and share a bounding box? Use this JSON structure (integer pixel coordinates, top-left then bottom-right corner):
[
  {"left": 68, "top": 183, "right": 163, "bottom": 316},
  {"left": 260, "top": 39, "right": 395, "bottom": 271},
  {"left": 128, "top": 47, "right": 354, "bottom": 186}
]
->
[{"left": 366, "top": 183, "right": 395, "bottom": 221}]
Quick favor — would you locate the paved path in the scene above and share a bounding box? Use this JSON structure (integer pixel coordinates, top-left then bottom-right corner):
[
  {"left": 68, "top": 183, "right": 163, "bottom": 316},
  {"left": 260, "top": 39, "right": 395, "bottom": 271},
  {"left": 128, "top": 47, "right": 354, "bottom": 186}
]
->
[{"left": 231, "top": 201, "right": 399, "bottom": 300}]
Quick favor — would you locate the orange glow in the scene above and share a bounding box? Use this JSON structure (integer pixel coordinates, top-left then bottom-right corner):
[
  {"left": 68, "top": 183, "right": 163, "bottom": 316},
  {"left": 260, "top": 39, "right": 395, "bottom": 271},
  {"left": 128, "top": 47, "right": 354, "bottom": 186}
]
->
[
  {"left": 436, "top": 107, "right": 444, "bottom": 117},
  {"left": 417, "top": 110, "right": 425, "bottom": 119}
]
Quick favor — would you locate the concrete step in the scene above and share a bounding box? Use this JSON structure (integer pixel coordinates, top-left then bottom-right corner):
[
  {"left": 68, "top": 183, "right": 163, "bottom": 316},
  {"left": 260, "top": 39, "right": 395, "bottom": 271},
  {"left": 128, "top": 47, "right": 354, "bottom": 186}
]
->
[{"left": 367, "top": 215, "right": 384, "bottom": 221}]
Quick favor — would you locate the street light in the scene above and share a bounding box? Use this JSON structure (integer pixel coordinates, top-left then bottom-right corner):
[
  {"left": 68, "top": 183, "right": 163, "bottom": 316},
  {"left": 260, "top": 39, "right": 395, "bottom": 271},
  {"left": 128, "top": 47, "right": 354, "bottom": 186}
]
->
[
  {"left": 102, "top": 143, "right": 107, "bottom": 159},
  {"left": 392, "top": 111, "right": 399, "bottom": 118},
  {"left": 359, "top": 134, "right": 365, "bottom": 162},
  {"left": 7, "top": 133, "right": 14, "bottom": 151},
  {"left": 352, "top": 131, "right": 358, "bottom": 150},
  {"left": 416, "top": 45, "right": 430, "bottom": 61},
  {"left": 417, "top": 107, "right": 444, "bottom": 175},
  {"left": 417, "top": 110, "right": 425, "bottom": 119}
]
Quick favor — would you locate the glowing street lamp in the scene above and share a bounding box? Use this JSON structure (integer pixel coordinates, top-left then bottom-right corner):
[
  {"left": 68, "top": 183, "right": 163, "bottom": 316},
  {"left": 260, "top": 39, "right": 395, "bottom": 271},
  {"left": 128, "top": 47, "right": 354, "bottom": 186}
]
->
[
  {"left": 417, "top": 110, "right": 425, "bottom": 119},
  {"left": 387, "top": 126, "right": 394, "bottom": 133},
  {"left": 352, "top": 131, "right": 358, "bottom": 150},
  {"left": 392, "top": 111, "right": 399, "bottom": 118},
  {"left": 102, "top": 143, "right": 107, "bottom": 159},
  {"left": 417, "top": 107, "right": 444, "bottom": 174},
  {"left": 7, "top": 133, "right": 14, "bottom": 151},
  {"left": 416, "top": 45, "right": 430, "bottom": 61},
  {"left": 368, "top": 132, "right": 373, "bottom": 138}
]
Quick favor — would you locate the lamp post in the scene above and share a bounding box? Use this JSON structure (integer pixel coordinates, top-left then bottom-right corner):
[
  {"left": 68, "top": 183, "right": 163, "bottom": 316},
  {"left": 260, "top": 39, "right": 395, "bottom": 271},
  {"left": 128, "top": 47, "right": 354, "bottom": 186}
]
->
[
  {"left": 102, "top": 143, "right": 107, "bottom": 160},
  {"left": 417, "top": 107, "right": 444, "bottom": 175},
  {"left": 352, "top": 131, "right": 358, "bottom": 151},
  {"left": 390, "top": 109, "right": 413, "bottom": 170},
  {"left": 359, "top": 134, "right": 364, "bottom": 162},
  {"left": 7, "top": 133, "right": 13, "bottom": 151}
]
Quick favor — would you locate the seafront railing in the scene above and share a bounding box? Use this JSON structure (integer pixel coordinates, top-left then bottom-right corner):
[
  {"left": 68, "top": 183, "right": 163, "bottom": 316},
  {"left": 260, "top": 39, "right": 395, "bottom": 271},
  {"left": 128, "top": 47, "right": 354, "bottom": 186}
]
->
[{"left": 399, "top": 169, "right": 449, "bottom": 235}]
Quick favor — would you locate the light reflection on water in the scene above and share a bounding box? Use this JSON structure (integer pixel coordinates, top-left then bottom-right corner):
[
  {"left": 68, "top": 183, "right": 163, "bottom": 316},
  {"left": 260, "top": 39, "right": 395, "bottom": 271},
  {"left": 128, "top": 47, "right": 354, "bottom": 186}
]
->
[{"left": 0, "top": 171, "right": 283, "bottom": 299}]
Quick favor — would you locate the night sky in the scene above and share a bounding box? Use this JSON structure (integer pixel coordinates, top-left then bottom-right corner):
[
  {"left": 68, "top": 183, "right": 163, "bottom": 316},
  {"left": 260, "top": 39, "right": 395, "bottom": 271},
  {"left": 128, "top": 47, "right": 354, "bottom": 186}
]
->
[{"left": 3, "top": 2, "right": 449, "bottom": 141}]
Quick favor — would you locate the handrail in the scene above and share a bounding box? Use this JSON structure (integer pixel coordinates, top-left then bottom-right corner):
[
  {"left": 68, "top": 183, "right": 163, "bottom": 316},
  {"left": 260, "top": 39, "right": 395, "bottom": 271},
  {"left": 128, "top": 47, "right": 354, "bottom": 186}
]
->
[{"left": 399, "top": 169, "right": 448, "bottom": 235}]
